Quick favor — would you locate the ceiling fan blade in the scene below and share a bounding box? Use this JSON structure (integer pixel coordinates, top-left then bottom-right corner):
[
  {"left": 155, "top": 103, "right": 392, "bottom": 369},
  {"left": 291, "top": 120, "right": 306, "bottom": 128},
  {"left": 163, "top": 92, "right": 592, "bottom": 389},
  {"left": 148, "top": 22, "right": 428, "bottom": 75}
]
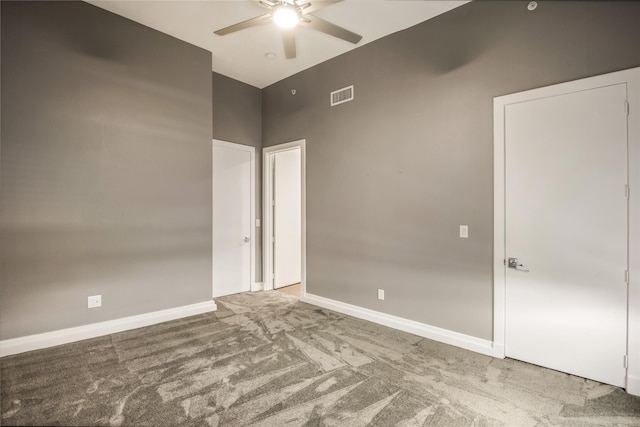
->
[
  {"left": 282, "top": 30, "right": 296, "bottom": 59},
  {"left": 296, "top": 0, "right": 342, "bottom": 14},
  {"left": 214, "top": 13, "right": 272, "bottom": 36},
  {"left": 300, "top": 15, "right": 362, "bottom": 44},
  {"left": 257, "top": 0, "right": 276, "bottom": 10}
]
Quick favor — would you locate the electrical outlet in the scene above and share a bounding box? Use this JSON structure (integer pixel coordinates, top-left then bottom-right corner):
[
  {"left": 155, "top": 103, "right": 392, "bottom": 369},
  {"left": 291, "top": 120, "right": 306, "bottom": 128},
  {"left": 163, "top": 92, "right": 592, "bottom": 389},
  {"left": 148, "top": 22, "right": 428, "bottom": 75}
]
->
[
  {"left": 88, "top": 295, "right": 102, "bottom": 308},
  {"left": 459, "top": 225, "right": 469, "bottom": 238},
  {"left": 377, "top": 289, "right": 385, "bottom": 300}
]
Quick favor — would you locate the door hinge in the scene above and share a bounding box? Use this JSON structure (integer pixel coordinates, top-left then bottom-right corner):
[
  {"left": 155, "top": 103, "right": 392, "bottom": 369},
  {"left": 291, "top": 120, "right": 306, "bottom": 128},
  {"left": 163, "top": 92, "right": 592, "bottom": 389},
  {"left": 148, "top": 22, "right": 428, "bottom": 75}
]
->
[
  {"left": 625, "top": 270, "right": 629, "bottom": 284},
  {"left": 624, "top": 355, "right": 629, "bottom": 369},
  {"left": 625, "top": 184, "right": 630, "bottom": 199},
  {"left": 625, "top": 101, "right": 630, "bottom": 116}
]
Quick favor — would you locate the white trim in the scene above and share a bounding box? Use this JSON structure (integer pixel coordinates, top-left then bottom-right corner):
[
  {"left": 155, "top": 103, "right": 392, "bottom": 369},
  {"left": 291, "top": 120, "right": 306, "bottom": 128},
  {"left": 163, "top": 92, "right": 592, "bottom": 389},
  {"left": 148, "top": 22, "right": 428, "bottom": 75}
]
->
[
  {"left": 0, "top": 300, "right": 217, "bottom": 357},
  {"left": 493, "top": 67, "right": 640, "bottom": 395},
  {"left": 493, "top": 94, "right": 507, "bottom": 359},
  {"left": 626, "top": 67, "right": 640, "bottom": 396},
  {"left": 263, "top": 140, "right": 306, "bottom": 295},
  {"left": 301, "top": 293, "right": 493, "bottom": 356},
  {"left": 251, "top": 282, "right": 264, "bottom": 292},
  {"left": 212, "top": 140, "right": 256, "bottom": 297}
]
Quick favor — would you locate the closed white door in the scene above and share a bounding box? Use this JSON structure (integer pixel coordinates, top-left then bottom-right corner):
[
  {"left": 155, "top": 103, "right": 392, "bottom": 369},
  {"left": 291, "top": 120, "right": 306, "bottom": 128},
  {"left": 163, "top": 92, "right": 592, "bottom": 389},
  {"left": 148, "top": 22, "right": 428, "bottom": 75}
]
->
[
  {"left": 213, "top": 142, "right": 252, "bottom": 297},
  {"left": 273, "top": 148, "right": 301, "bottom": 289},
  {"left": 505, "top": 83, "right": 628, "bottom": 387}
]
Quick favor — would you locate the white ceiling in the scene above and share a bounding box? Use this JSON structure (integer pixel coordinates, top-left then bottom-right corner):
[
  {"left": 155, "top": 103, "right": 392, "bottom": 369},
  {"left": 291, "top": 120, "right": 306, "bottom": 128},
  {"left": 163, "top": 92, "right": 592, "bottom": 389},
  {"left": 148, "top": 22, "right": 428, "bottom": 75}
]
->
[{"left": 87, "top": 0, "right": 468, "bottom": 88}]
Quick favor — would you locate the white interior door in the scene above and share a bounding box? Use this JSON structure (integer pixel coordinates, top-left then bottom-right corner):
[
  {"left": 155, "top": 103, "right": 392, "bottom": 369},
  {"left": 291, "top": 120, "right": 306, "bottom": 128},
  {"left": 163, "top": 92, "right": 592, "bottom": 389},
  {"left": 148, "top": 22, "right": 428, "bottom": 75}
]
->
[
  {"left": 213, "top": 142, "right": 252, "bottom": 297},
  {"left": 273, "top": 148, "right": 301, "bottom": 289},
  {"left": 504, "top": 84, "right": 628, "bottom": 387}
]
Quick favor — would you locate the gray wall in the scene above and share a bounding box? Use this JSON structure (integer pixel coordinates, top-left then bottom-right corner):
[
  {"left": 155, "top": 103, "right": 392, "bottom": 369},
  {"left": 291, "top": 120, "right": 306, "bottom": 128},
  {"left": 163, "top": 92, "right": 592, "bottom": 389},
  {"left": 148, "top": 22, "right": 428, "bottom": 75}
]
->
[
  {"left": 1, "top": 1, "right": 213, "bottom": 340},
  {"left": 262, "top": 1, "right": 640, "bottom": 340},
  {"left": 212, "top": 72, "right": 263, "bottom": 282}
]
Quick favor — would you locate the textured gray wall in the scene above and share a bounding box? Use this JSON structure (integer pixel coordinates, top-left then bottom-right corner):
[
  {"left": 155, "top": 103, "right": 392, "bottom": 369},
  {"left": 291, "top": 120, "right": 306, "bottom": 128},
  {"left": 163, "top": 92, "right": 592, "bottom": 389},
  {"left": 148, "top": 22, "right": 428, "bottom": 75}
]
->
[
  {"left": 262, "top": 1, "right": 640, "bottom": 340},
  {"left": 1, "top": 1, "right": 213, "bottom": 340},
  {"left": 212, "top": 72, "right": 263, "bottom": 282}
]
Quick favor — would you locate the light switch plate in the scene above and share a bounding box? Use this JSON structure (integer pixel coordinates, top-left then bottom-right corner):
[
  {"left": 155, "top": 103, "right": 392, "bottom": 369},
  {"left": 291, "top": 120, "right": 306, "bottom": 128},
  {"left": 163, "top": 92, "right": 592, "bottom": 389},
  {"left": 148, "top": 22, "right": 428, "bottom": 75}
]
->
[
  {"left": 460, "top": 225, "right": 469, "bottom": 238},
  {"left": 377, "top": 289, "right": 385, "bottom": 300}
]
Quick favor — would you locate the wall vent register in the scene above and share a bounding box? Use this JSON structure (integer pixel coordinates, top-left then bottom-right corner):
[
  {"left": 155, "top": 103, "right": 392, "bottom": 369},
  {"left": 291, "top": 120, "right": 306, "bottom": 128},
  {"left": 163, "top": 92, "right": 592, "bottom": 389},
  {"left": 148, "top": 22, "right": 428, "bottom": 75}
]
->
[{"left": 331, "top": 85, "right": 354, "bottom": 106}]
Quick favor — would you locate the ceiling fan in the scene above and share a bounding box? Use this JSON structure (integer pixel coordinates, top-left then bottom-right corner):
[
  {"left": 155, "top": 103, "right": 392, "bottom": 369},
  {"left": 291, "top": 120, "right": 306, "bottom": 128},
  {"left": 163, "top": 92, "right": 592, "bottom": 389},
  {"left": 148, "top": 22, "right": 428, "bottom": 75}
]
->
[{"left": 214, "top": 0, "right": 363, "bottom": 59}]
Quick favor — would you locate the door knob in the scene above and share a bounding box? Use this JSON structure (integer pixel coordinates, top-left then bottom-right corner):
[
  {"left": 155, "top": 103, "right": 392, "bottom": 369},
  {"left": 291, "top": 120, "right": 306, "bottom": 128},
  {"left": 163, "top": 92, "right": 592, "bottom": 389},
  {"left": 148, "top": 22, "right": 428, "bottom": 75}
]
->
[
  {"left": 243, "top": 236, "right": 250, "bottom": 243},
  {"left": 508, "top": 257, "right": 529, "bottom": 272}
]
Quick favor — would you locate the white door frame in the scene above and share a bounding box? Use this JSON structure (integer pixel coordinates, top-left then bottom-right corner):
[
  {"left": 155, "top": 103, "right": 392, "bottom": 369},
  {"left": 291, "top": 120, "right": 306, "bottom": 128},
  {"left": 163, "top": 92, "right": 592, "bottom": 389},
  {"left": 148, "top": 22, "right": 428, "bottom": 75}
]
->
[
  {"left": 212, "top": 139, "right": 256, "bottom": 298},
  {"left": 263, "top": 139, "right": 306, "bottom": 295},
  {"left": 493, "top": 67, "right": 640, "bottom": 395}
]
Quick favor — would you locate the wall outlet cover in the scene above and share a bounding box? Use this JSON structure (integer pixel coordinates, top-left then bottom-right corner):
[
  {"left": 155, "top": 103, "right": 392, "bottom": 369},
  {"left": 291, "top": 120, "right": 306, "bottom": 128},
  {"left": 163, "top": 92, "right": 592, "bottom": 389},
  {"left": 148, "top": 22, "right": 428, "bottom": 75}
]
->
[
  {"left": 88, "top": 295, "right": 102, "bottom": 308},
  {"left": 460, "top": 225, "right": 469, "bottom": 238},
  {"left": 377, "top": 289, "right": 385, "bottom": 300}
]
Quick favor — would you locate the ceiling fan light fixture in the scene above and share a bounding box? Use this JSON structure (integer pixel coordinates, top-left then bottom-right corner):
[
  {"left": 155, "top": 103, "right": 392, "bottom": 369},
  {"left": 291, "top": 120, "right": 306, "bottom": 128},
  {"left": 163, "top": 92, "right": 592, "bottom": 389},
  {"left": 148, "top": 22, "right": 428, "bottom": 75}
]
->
[{"left": 273, "top": 6, "right": 299, "bottom": 29}]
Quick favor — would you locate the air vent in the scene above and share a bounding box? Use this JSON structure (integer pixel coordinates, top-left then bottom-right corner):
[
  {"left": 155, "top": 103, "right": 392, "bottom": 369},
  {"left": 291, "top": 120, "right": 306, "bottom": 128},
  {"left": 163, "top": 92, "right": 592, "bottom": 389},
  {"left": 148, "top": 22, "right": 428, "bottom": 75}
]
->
[{"left": 330, "top": 85, "right": 354, "bottom": 106}]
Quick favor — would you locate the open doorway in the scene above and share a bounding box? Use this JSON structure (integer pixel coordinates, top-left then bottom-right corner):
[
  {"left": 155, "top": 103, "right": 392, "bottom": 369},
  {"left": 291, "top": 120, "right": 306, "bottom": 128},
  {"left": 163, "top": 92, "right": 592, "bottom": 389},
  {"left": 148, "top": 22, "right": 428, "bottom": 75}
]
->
[{"left": 263, "top": 140, "right": 306, "bottom": 299}]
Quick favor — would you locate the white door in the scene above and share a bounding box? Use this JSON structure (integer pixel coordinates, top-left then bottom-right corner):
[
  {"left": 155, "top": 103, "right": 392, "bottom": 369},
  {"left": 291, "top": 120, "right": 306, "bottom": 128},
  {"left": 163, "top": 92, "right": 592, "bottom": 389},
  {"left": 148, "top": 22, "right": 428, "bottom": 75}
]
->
[
  {"left": 273, "top": 148, "right": 301, "bottom": 289},
  {"left": 213, "top": 141, "right": 252, "bottom": 297},
  {"left": 504, "top": 83, "right": 628, "bottom": 387}
]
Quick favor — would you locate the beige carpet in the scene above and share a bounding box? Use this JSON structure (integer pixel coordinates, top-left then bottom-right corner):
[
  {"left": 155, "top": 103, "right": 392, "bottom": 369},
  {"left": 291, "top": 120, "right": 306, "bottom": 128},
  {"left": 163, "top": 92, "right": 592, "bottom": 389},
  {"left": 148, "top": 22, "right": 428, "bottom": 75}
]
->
[{"left": 2, "top": 290, "right": 639, "bottom": 426}]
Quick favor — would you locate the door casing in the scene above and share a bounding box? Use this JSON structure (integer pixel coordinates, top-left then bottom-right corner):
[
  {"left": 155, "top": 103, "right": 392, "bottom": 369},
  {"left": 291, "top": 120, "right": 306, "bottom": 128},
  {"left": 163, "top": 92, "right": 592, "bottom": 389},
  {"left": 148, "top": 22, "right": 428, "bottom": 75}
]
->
[
  {"left": 493, "top": 67, "right": 640, "bottom": 395},
  {"left": 263, "top": 139, "right": 306, "bottom": 295}
]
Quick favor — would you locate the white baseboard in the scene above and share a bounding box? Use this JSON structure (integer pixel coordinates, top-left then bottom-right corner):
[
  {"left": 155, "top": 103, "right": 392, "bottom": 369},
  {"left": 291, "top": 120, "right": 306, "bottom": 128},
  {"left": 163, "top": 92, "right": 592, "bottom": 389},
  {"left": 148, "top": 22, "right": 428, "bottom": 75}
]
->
[
  {"left": 492, "top": 342, "right": 506, "bottom": 359},
  {"left": 628, "top": 374, "right": 640, "bottom": 396},
  {"left": 301, "top": 293, "right": 494, "bottom": 357},
  {"left": 251, "top": 282, "right": 264, "bottom": 292},
  {"left": 0, "top": 300, "right": 217, "bottom": 357}
]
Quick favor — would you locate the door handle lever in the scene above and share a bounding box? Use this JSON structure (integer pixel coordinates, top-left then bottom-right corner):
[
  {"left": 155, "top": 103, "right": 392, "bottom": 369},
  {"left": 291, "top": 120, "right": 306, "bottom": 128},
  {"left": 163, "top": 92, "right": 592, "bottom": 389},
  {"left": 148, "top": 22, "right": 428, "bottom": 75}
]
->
[
  {"left": 243, "top": 236, "right": 250, "bottom": 243},
  {"left": 508, "top": 257, "right": 529, "bottom": 272}
]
